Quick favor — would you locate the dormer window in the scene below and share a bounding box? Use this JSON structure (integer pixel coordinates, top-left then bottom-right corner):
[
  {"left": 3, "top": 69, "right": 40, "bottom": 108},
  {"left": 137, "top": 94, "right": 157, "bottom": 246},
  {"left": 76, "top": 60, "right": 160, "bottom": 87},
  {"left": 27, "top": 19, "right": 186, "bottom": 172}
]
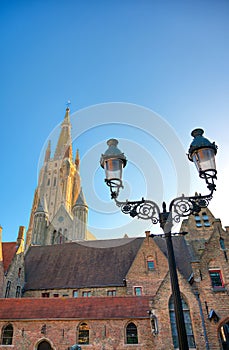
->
[{"left": 147, "top": 259, "right": 155, "bottom": 271}]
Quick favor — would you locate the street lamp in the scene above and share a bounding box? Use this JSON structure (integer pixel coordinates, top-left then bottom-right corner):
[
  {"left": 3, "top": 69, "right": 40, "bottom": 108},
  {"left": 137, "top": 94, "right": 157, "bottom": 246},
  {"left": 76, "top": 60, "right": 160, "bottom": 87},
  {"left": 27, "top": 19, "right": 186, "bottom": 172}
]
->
[{"left": 100, "top": 128, "right": 217, "bottom": 350}]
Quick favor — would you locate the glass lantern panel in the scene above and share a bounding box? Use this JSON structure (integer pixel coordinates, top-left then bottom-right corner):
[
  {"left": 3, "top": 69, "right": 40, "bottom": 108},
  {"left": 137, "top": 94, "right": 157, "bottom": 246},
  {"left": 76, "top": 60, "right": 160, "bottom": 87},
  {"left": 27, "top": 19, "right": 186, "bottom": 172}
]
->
[
  {"left": 105, "top": 158, "right": 123, "bottom": 181},
  {"left": 193, "top": 148, "right": 216, "bottom": 176}
]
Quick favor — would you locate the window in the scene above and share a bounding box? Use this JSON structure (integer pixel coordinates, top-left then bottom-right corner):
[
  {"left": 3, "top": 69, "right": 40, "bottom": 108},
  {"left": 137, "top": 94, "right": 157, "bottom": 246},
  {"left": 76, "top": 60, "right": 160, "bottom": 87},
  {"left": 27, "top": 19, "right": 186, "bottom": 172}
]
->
[
  {"left": 5, "top": 281, "right": 11, "bottom": 298},
  {"left": 107, "top": 290, "right": 116, "bottom": 296},
  {"left": 53, "top": 293, "right": 59, "bottom": 297},
  {"left": 147, "top": 259, "right": 155, "bottom": 271},
  {"left": 202, "top": 212, "right": 210, "bottom": 227},
  {"left": 16, "top": 286, "right": 21, "bottom": 298},
  {"left": 220, "top": 237, "right": 226, "bottom": 250},
  {"left": 126, "top": 322, "right": 138, "bottom": 344},
  {"left": 18, "top": 268, "right": 21, "bottom": 278},
  {"left": 78, "top": 322, "right": 89, "bottom": 344},
  {"left": 134, "top": 287, "right": 142, "bottom": 296},
  {"left": 220, "top": 321, "right": 229, "bottom": 350},
  {"left": 169, "top": 296, "right": 195, "bottom": 348},
  {"left": 53, "top": 177, "right": 57, "bottom": 186},
  {"left": 73, "top": 290, "right": 78, "bottom": 298},
  {"left": 195, "top": 215, "right": 202, "bottom": 227},
  {"left": 47, "top": 179, "right": 50, "bottom": 186},
  {"left": 82, "top": 291, "right": 91, "bottom": 297},
  {"left": 1, "top": 324, "right": 13, "bottom": 345},
  {"left": 41, "top": 292, "right": 50, "bottom": 298},
  {"left": 52, "top": 230, "right": 57, "bottom": 244},
  {"left": 209, "top": 269, "right": 224, "bottom": 288},
  {"left": 37, "top": 340, "right": 52, "bottom": 350}
]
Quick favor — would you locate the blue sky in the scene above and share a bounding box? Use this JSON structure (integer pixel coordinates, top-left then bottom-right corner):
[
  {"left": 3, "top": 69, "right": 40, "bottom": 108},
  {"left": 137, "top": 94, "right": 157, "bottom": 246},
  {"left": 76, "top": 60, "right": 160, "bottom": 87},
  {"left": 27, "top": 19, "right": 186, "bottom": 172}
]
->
[{"left": 1, "top": 0, "right": 229, "bottom": 241}]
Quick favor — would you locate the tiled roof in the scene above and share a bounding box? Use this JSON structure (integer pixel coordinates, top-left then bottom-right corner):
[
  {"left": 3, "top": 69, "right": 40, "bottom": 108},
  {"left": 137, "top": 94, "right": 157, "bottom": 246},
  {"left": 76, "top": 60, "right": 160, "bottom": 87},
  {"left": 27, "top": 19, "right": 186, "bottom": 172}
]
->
[
  {"left": 2, "top": 242, "right": 17, "bottom": 272},
  {"left": 0, "top": 296, "right": 151, "bottom": 320},
  {"left": 25, "top": 238, "right": 144, "bottom": 290},
  {"left": 24, "top": 236, "right": 193, "bottom": 291}
]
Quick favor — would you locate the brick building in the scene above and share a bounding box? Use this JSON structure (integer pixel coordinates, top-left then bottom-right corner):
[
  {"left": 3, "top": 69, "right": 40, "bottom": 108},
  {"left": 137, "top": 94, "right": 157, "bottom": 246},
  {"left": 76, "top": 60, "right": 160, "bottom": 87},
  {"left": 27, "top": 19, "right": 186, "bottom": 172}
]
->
[{"left": 0, "top": 108, "right": 228, "bottom": 349}]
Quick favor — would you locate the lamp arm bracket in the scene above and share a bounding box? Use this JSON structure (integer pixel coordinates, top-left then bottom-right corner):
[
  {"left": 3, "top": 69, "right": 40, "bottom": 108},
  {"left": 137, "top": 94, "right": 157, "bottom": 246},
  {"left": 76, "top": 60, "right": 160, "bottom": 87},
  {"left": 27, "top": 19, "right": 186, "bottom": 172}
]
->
[
  {"left": 114, "top": 197, "right": 161, "bottom": 223},
  {"left": 112, "top": 188, "right": 214, "bottom": 226},
  {"left": 169, "top": 189, "right": 214, "bottom": 224}
]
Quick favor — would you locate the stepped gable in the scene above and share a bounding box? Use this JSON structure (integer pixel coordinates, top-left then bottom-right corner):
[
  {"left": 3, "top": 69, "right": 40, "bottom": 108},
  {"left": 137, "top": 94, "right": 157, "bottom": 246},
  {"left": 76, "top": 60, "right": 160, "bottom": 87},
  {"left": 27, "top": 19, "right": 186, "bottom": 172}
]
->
[
  {"left": 24, "top": 238, "right": 144, "bottom": 290},
  {"left": 0, "top": 296, "right": 151, "bottom": 320}
]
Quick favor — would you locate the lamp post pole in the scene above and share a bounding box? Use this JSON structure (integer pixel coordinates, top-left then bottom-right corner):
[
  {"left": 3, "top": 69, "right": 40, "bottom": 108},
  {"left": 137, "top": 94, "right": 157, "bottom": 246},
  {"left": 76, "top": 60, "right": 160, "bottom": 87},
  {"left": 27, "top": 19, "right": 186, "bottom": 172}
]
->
[
  {"left": 100, "top": 129, "right": 217, "bottom": 350},
  {"left": 160, "top": 204, "right": 189, "bottom": 349}
]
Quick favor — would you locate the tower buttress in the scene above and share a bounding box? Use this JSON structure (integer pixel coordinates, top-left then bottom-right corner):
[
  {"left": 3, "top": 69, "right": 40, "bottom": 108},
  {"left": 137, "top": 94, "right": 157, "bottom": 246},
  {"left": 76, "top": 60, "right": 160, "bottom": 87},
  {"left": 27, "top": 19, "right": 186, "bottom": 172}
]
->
[
  {"left": 72, "top": 188, "right": 88, "bottom": 240},
  {"left": 32, "top": 198, "right": 49, "bottom": 245}
]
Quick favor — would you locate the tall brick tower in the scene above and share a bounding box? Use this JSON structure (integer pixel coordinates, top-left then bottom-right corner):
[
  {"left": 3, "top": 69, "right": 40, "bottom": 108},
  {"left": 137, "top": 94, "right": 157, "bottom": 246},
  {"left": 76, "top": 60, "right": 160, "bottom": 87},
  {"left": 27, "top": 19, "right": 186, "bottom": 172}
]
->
[{"left": 25, "top": 107, "right": 92, "bottom": 248}]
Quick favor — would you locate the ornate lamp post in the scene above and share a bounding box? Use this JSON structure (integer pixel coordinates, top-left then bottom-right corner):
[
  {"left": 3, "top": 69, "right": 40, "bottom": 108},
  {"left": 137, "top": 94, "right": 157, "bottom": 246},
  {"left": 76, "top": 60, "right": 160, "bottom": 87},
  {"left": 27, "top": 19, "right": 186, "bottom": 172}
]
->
[{"left": 100, "top": 129, "right": 217, "bottom": 350}]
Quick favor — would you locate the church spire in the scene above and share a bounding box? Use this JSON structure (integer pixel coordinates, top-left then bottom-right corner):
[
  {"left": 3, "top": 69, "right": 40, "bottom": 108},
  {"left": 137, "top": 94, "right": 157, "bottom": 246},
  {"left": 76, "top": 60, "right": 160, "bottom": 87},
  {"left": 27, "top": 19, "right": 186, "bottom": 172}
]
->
[{"left": 54, "top": 107, "right": 72, "bottom": 160}]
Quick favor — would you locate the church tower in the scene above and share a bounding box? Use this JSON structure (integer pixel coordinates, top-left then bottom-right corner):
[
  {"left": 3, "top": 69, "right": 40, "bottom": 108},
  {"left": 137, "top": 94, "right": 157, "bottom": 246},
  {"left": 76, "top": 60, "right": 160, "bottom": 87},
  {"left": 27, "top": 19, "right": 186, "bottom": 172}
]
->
[{"left": 26, "top": 107, "right": 92, "bottom": 248}]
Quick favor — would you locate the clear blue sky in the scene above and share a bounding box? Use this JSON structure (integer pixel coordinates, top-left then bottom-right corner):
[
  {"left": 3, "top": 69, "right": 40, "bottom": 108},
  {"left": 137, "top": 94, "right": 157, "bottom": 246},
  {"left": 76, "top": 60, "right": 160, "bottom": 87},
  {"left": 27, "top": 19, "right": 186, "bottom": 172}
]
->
[{"left": 1, "top": 0, "right": 229, "bottom": 241}]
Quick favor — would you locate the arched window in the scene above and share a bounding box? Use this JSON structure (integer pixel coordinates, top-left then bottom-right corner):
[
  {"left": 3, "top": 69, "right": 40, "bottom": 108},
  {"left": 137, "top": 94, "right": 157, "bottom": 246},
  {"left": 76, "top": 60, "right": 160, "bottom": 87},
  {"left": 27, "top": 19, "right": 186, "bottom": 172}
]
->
[
  {"left": 37, "top": 340, "right": 52, "bottom": 350},
  {"left": 126, "top": 322, "right": 138, "bottom": 344},
  {"left": 1, "top": 324, "right": 13, "bottom": 345},
  {"left": 78, "top": 322, "right": 89, "bottom": 345},
  {"left": 169, "top": 296, "right": 195, "bottom": 348},
  {"left": 220, "top": 321, "right": 229, "bottom": 350}
]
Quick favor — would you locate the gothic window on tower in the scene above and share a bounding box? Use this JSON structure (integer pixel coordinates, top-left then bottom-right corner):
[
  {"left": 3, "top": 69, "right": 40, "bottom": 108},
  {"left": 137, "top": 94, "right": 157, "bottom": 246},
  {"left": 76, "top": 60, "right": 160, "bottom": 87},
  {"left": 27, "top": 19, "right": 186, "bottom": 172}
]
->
[
  {"left": 78, "top": 322, "right": 89, "bottom": 345},
  {"left": 169, "top": 296, "right": 195, "bottom": 348},
  {"left": 52, "top": 230, "right": 57, "bottom": 244},
  {"left": 5, "top": 281, "right": 11, "bottom": 298},
  {"left": 16, "top": 286, "right": 21, "bottom": 298},
  {"left": 47, "top": 178, "right": 50, "bottom": 186},
  {"left": 53, "top": 177, "right": 57, "bottom": 186},
  {"left": 209, "top": 269, "right": 224, "bottom": 289},
  {"left": 125, "top": 322, "right": 138, "bottom": 344},
  {"left": 1, "top": 324, "right": 13, "bottom": 345}
]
